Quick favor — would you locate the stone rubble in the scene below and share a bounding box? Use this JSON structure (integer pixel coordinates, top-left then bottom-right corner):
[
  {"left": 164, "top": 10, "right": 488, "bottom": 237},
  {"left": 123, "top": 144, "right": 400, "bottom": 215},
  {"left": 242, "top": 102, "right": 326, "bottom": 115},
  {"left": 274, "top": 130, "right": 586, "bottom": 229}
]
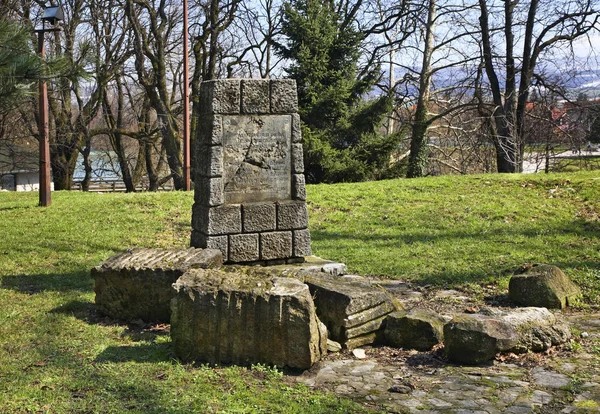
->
[
  {"left": 297, "top": 324, "right": 600, "bottom": 413},
  {"left": 295, "top": 282, "right": 600, "bottom": 413}
]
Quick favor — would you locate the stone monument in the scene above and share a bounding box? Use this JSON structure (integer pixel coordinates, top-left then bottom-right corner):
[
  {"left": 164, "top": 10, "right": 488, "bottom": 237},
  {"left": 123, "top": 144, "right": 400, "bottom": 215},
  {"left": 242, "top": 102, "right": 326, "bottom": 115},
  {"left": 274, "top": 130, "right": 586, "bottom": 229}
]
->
[{"left": 191, "top": 79, "right": 311, "bottom": 264}]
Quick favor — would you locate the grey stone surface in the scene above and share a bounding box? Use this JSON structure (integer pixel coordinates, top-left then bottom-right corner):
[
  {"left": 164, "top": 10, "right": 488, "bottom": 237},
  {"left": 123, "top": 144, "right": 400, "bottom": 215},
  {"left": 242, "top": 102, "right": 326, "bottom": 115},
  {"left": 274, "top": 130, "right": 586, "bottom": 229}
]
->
[
  {"left": 532, "top": 368, "right": 571, "bottom": 388},
  {"left": 195, "top": 178, "right": 223, "bottom": 207},
  {"left": 270, "top": 79, "right": 298, "bottom": 113},
  {"left": 301, "top": 274, "right": 399, "bottom": 349},
  {"left": 193, "top": 205, "right": 242, "bottom": 236},
  {"left": 444, "top": 308, "right": 571, "bottom": 364},
  {"left": 229, "top": 233, "right": 259, "bottom": 262},
  {"left": 197, "top": 145, "right": 223, "bottom": 177},
  {"left": 242, "top": 203, "right": 276, "bottom": 232},
  {"left": 170, "top": 269, "right": 327, "bottom": 369},
  {"left": 92, "top": 248, "right": 222, "bottom": 322},
  {"left": 208, "top": 115, "right": 223, "bottom": 145},
  {"left": 292, "top": 143, "right": 304, "bottom": 173},
  {"left": 293, "top": 229, "right": 312, "bottom": 257},
  {"left": 277, "top": 201, "right": 309, "bottom": 230},
  {"left": 260, "top": 231, "right": 292, "bottom": 261},
  {"left": 294, "top": 308, "right": 600, "bottom": 414},
  {"left": 292, "top": 174, "right": 306, "bottom": 201},
  {"left": 202, "top": 79, "right": 240, "bottom": 114},
  {"left": 204, "top": 235, "right": 229, "bottom": 262},
  {"left": 384, "top": 308, "right": 446, "bottom": 351},
  {"left": 222, "top": 115, "right": 292, "bottom": 204},
  {"left": 509, "top": 264, "right": 582, "bottom": 309},
  {"left": 291, "top": 113, "right": 302, "bottom": 143},
  {"left": 241, "top": 79, "right": 270, "bottom": 114}
]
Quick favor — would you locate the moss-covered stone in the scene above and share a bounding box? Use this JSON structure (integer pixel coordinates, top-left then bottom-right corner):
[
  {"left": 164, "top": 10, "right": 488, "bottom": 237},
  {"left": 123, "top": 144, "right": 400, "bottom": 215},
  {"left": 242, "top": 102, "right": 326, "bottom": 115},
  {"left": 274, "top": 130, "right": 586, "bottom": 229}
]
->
[
  {"left": 384, "top": 309, "right": 446, "bottom": 351},
  {"left": 170, "top": 268, "right": 327, "bottom": 369},
  {"left": 444, "top": 308, "right": 571, "bottom": 365},
  {"left": 92, "top": 248, "right": 222, "bottom": 322},
  {"left": 509, "top": 264, "right": 582, "bottom": 309}
]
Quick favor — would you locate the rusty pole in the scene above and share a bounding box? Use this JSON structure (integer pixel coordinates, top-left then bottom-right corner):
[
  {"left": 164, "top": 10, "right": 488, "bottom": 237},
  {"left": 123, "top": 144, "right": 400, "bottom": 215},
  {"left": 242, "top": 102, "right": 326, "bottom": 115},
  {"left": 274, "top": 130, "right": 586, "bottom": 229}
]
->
[
  {"left": 183, "top": 0, "right": 191, "bottom": 191},
  {"left": 38, "top": 28, "right": 51, "bottom": 207}
]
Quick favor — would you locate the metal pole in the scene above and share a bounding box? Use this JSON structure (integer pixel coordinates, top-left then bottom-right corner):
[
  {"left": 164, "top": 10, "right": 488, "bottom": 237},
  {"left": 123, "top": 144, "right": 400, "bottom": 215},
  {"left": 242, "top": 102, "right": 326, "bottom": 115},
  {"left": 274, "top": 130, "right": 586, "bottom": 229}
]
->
[
  {"left": 183, "top": 0, "right": 191, "bottom": 191},
  {"left": 38, "top": 29, "right": 51, "bottom": 207}
]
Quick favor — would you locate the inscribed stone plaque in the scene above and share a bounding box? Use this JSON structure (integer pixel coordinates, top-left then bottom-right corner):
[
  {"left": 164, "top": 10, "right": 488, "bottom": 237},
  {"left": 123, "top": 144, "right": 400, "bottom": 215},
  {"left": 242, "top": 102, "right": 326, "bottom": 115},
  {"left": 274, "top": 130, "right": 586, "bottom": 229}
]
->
[{"left": 222, "top": 115, "right": 291, "bottom": 204}]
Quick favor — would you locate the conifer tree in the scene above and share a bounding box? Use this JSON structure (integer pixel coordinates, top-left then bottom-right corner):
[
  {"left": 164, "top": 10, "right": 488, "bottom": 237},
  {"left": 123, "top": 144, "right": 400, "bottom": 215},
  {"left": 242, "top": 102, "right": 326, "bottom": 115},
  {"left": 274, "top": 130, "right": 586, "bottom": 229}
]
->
[
  {"left": 277, "top": 0, "right": 401, "bottom": 183},
  {"left": 0, "top": 18, "right": 41, "bottom": 113}
]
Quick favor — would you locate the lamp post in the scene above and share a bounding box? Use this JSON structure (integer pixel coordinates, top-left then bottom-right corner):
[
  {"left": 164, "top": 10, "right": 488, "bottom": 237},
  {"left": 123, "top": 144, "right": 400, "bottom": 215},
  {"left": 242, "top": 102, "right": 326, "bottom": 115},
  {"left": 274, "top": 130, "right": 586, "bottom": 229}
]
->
[
  {"left": 35, "top": 5, "right": 63, "bottom": 207},
  {"left": 183, "top": 0, "right": 191, "bottom": 191}
]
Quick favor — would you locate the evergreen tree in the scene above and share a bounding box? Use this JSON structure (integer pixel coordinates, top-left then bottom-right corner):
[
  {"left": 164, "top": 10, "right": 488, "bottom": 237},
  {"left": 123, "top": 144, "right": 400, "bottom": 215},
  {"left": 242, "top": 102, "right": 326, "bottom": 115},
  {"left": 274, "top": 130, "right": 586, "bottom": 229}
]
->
[
  {"left": 277, "top": 0, "right": 401, "bottom": 183},
  {"left": 0, "top": 18, "right": 42, "bottom": 113}
]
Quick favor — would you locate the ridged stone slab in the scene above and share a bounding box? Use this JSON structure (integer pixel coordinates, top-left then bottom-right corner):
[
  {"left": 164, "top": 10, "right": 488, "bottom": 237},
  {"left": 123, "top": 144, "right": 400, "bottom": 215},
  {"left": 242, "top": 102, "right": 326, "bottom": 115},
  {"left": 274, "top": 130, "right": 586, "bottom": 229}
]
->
[
  {"left": 92, "top": 248, "right": 222, "bottom": 323},
  {"left": 301, "top": 274, "right": 400, "bottom": 349},
  {"left": 170, "top": 268, "right": 328, "bottom": 369}
]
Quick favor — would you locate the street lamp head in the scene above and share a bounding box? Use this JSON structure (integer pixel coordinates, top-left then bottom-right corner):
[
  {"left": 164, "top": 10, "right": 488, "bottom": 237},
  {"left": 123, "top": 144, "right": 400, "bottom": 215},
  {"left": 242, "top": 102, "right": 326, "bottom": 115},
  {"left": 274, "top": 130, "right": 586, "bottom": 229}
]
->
[{"left": 42, "top": 5, "right": 64, "bottom": 26}]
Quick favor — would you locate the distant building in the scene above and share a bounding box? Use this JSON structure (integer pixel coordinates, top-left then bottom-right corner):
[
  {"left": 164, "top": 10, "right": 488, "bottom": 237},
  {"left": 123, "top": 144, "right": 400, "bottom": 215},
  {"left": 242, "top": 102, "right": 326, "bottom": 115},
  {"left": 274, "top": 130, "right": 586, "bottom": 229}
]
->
[{"left": 0, "top": 144, "right": 54, "bottom": 192}]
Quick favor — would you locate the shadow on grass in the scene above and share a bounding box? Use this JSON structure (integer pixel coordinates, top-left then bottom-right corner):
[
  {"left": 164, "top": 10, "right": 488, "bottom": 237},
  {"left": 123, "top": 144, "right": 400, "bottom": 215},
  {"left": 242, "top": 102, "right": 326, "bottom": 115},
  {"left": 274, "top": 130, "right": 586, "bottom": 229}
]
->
[
  {"left": 1, "top": 271, "right": 93, "bottom": 294},
  {"left": 95, "top": 342, "right": 172, "bottom": 363}
]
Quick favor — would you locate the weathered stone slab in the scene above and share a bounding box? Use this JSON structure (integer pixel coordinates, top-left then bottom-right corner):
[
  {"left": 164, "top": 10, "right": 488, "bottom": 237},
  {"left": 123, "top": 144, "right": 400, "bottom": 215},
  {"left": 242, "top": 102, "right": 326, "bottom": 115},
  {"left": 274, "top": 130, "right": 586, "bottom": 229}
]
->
[
  {"left": 384, "top": 309, "right": 447, "bottom": 351},
  {"left": 509, "top": 264, "right": 582, "bottom": 309},
  {"left": 92, "top": 248, "right": 222, "bottom": 322},
  {"left": 301, "top": 274, "right": 400, "bottom": 349},
  {"left": 170, "top": 269, "right": 327, "bottom": 369},
  {"left": 444, "top": 307, "right": 571, "bottom": 365},
  {"left": 222, "top": 115, "right": 292, "bottom": 204}
]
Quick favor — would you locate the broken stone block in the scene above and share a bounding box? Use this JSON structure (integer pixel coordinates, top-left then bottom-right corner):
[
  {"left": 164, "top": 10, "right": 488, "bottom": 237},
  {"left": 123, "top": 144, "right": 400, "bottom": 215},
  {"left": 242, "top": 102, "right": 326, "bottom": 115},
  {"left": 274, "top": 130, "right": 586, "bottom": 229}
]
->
[
  {"left": 170, "top": 269, "right": 327, "bottom": 369},
  {"left": 444, "top": 307, "right": 571, "bottom": 365},
  {"left": 384, "top": 309, "right": 446, "bottom": 351},
  {"left": 92, "top": 248, "right": 222, "bottom": 323},
  {"left": 509, "top": 264, "right": 582, "bottom": 309},
  {"left": 301, "top": 274, "right": 400, "bottom": 349}
]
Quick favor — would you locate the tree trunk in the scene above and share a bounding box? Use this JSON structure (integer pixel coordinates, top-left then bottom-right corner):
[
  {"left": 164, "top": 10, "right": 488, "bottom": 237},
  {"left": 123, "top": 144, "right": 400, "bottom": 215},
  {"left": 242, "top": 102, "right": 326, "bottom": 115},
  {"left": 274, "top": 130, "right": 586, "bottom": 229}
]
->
[{"left": 406, "top": 0, "right": 436, "bottom": 178}]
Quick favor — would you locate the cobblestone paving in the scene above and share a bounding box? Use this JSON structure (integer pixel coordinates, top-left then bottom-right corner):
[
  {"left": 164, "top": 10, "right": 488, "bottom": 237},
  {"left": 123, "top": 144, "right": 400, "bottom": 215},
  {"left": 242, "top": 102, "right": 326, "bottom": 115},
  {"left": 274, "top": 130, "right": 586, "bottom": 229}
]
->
[{"left": 296, "top": 283, "right": 600, "bottom": 413}]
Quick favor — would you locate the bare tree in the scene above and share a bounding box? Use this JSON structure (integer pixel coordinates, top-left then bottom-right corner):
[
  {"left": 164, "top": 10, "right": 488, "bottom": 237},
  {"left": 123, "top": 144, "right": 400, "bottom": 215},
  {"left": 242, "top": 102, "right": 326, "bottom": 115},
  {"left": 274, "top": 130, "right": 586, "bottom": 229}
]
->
[{"left": 477, "top": 0, "right": 599, "bottom": 173}]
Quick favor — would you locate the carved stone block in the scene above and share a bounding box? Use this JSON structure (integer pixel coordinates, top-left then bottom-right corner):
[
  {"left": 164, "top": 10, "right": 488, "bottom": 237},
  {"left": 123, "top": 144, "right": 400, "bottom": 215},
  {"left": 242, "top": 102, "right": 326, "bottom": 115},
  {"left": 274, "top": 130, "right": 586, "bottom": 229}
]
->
[
  {"left": 229, "top": 233, "right": 259, "bottom": 262},
  {"left": 193, "top": 205, "right": 241, "bottom": 235},
  {"left": 260, "top": 231, "right": 293, "bottom": 260},
  {"left": 243, "top": 203, "right": 276, "bottom": 232},
  {"left": 201, "top": 79, "right": 240, "bottom": 114},
  {"left": 277, "top": 201, "right": 309, "bottom": 230},
  {"left": 293, "top": 229, "right": 312, "bottom": 257},
  {"left": 241, "top": 79, "right": 270, "bottom": 114},
  {"left": 292, "top": 174, "right": 306, "bottom": 201},
  {"left": 270, "top": 79, "right": 298, "bottom": 113},
  {"left": 292, "top": 143, "right": 304, "bottom": 174}
]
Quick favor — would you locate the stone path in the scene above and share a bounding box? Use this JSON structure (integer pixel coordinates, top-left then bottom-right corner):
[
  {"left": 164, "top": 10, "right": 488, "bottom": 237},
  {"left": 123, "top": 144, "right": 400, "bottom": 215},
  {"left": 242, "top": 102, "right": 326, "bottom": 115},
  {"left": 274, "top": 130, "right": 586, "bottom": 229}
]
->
[{"left": 295, "top": 281, "right": 600, "bottom": 413}]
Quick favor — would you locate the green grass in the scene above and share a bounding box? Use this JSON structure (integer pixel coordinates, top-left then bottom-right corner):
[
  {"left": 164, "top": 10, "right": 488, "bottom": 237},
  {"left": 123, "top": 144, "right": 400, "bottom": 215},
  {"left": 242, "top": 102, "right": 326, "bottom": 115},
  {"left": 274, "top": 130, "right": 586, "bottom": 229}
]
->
[
  {"left": 308, "top": 172, "right": 600, "bottom": 302},
  {"left": 1, "top": 171, "right": 599, "bottom": 412},
  {"left": 0, "top": 192, "right": 366, "bottom": 413}
]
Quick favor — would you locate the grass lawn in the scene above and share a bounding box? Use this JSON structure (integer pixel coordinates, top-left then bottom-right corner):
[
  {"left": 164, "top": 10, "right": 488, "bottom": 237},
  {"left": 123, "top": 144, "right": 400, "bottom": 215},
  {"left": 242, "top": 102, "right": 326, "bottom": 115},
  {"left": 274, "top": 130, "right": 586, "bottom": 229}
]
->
[{"left": 0, "top": 171, "right": 599, "bottom": 412}]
